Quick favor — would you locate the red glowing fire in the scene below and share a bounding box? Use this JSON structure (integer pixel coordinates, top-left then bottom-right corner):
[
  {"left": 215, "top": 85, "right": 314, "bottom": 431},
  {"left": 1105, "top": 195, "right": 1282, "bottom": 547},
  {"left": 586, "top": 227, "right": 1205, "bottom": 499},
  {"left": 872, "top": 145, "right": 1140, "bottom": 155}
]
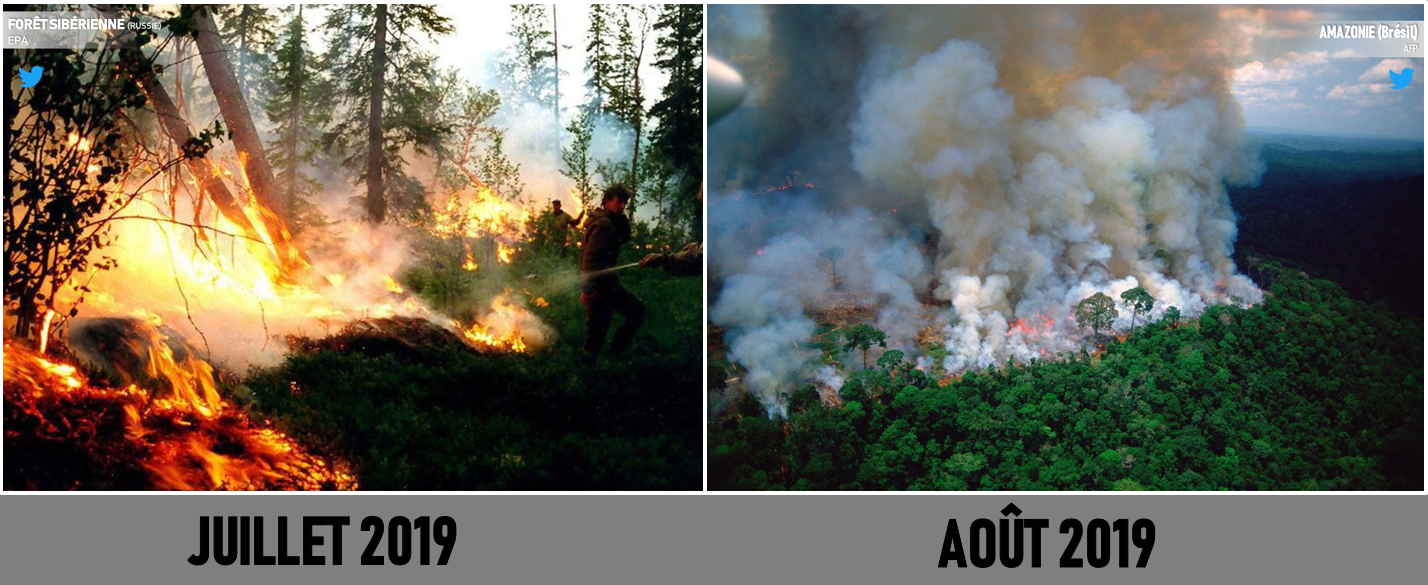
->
[
  {"left": 4, "top": 341, "right": 356, "bottom": 490},
  {"left": 1006, "top": 313, "right": 1058, "bottom": 337}
]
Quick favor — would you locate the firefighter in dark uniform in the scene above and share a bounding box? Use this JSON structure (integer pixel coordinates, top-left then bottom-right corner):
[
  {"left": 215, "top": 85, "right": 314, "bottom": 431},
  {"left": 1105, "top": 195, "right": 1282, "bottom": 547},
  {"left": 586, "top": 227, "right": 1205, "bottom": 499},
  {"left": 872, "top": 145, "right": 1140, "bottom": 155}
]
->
[
  {"left": 639, "top": 242, "right": 703, "bottom": 276},
  {"left": 580, "top": 184, "right": 645, "bottom": 360}
]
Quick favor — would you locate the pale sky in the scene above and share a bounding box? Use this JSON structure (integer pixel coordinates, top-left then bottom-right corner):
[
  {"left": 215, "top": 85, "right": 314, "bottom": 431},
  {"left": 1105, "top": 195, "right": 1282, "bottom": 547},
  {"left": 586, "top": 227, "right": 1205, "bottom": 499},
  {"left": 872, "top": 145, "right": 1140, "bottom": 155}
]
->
[
  {"left": 1224, "top": 4, "right": 1424, "bottom": 138},
  {"left": 423, "top": 4, "right": 668, "bottom": 122},
  {"left": 283, "top": 4, "right": 668, "bottom": 123}
]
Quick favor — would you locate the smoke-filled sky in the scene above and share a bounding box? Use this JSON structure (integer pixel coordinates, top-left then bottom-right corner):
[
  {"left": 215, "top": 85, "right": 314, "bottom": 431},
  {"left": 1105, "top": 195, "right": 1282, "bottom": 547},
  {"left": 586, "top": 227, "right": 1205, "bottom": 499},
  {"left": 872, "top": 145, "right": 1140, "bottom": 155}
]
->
[
  {"left": 713, "top": 4, "right": 1424, "bottom": 142},
  {"left": 708, "top": 4, "right": 1341, "bottom": 410}
]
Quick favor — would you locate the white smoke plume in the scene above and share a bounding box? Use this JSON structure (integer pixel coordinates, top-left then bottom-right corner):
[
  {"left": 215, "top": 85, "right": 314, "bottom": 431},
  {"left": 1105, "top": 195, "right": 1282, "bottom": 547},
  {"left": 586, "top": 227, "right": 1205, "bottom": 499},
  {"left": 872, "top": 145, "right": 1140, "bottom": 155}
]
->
[{"left": 710, "top": 5, "right": 1265, "bottom": 409}]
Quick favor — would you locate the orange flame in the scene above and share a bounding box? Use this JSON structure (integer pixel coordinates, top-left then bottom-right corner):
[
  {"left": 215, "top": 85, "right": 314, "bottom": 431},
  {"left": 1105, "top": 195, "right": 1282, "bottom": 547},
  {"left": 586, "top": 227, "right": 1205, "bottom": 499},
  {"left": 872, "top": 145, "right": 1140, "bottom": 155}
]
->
[
  {"left": 38, "top": 309, "right": 55, "bottom": 355},
  {"left": 453, "top": 293, "right": 544, "bottom": 354},
  {"left": 462, "top": 242, "right": 478, "bottom": 271},
  {"left": 383, "top": 275, "right": 405, "bottom": 294},
  {"left": 3, "top": 341, "right": 355, "bottom": 490},
  {"left": 432, "top": 187, "right": 530, "bottom": 242}
]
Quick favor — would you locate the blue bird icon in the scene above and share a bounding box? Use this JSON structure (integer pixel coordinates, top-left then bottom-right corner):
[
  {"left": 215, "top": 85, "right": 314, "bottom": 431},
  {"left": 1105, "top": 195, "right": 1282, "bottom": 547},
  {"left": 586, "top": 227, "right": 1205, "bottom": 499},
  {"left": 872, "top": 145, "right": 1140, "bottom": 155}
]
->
[
  {"left": 18, "top": 65, "right": 44, "bottom": 88},
  {"left": 1389, "top": 68, "right": 1413, "bottom": 90}
]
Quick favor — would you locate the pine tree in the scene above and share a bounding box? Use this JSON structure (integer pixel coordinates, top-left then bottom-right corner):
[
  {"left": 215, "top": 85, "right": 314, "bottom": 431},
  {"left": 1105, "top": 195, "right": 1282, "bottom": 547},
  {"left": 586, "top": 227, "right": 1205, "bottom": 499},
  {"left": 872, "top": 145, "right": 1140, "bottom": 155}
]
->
[
  {"left": 560, "top": 109, "right": 596, "bottom": 209},
  {"left": 502, "top": 4, "right": 557, "bottom": 110},
  {"left": 217, "top": 4, "right": 279, "bottom": 109},
  {"left": 649, "top": 3, "right": 703, "bottom": 235},
  {"left": 264, "top": 5, "right": 321, "bottom": 223},
  {"left": 319, "top": 4, "right": 454, "bottom": 223},
  {"left": 583, "top": 4, "right": 616, "bottom": 112},
  {"left": 611, "top": 4, "right": 652, "bottom": 190}
]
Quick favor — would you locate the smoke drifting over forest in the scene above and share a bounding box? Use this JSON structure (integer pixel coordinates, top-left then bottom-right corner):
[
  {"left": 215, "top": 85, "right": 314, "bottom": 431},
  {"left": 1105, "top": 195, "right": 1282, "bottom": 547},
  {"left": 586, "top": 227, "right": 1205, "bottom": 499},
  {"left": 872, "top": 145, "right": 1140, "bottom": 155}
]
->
[
  {"left": 710, "top": 5, "right": 1266, "bottom": 408},
  {"left": 56, "top": 5, "right": 650, "bottom": 371}
]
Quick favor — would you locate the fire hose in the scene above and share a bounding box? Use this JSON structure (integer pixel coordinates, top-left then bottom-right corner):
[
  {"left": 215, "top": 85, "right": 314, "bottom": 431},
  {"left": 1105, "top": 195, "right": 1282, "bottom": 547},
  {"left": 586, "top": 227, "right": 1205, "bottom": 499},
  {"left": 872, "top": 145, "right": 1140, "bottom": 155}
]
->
[{"left": 581, "top": 262, "right": 642, "bottom": 280}]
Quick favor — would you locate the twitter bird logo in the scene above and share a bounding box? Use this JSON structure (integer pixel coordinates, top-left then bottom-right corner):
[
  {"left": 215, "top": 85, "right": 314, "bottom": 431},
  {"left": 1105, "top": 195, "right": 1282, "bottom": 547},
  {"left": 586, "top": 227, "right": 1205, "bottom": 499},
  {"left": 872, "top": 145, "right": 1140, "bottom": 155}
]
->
[
  {"left": 18, "top": 66, "right": 43, "bottom": 88},
  {"left": 1389, "top": 68, "right": 1413, "bottom": 90}
]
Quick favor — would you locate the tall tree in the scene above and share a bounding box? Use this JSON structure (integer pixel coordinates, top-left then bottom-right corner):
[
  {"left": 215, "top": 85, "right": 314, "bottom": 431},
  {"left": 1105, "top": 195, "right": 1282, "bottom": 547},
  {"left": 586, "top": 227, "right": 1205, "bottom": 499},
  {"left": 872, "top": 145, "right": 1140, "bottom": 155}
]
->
[
  {"left": 610, "top": 5, "right": 652, "bottom": 191},
  {"left": 649, "top": 3, "right": 703, "bottom": 231},
  {"left": 264, "top": 5, "right": 321, "bottom": 221},
  {"left": 551, "top": 5, "right": 560, "bottom": 125},
  {"left": 366, "top": 4, "right": 389, "bottom": 223},
  {"left": 502, "top": 4, "right": 557, "bottom": 110},
  {"left": 1120, "top": 287, "right": 1155, "bottom": 330},
  {"left": 844, "top": 324, "right": 888, "bottom": 369},
  {"left": 192, "top": 6, "right": 286, "bottom": 222},
  {"left": 216, "top": 4, "right": 279, "bottom": 108},
  {"left": 560, "top": 109, "right": 596, "bottom": 210},
  {"left": 1075, "top": 292, "right": 1119, "bottom": 339},
  {"left": 583, "top": 3, "right": 616, "bottom": 112},
  {"left": 320, "top": 4, "right": 454, "bottom": 223}
]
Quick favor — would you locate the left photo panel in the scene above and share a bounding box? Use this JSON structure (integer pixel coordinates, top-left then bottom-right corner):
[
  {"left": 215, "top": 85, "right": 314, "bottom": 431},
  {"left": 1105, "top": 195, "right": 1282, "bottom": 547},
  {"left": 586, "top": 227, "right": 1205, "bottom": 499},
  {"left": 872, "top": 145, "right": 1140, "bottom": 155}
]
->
[{"left": 3, "top": 4, "right": 704, "bottom": 491}]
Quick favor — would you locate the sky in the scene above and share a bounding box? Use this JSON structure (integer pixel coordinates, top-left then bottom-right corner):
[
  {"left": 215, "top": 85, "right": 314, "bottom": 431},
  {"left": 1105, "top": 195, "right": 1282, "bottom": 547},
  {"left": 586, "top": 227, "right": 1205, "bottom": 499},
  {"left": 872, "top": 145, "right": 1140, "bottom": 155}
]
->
[
  {"left": 423, "top": 4, "right": 669, "bottom": 122},
  {"left": 710, "top": 4, "right": 1424, "bottom": 141},
  {"left": 1217, "top": 4, "right": 1422, "bottom": 139},
  {"left": 280, "top": 4, "right": 668, "bottom": 124}
]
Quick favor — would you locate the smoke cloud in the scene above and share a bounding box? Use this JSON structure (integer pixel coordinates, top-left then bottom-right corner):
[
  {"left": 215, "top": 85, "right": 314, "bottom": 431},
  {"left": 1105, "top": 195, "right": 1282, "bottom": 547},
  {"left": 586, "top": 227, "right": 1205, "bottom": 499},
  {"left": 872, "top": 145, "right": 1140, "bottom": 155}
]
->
[{"left": 710, "top": 5, "right": 1265, "bottom": 410}]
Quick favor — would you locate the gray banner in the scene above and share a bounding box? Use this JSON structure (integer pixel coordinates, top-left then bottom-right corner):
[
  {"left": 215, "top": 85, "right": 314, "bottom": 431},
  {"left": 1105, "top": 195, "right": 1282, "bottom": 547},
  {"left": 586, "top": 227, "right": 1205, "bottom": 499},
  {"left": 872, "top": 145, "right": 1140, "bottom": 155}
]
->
[{"left": 0, "top": 493, "right": 1422, "bottom": 584}]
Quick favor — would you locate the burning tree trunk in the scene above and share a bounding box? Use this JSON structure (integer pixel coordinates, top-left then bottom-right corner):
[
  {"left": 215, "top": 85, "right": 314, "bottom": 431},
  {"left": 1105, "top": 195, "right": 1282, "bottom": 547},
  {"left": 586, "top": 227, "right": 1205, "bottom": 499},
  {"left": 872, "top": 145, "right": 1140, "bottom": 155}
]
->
[
  {"left": 366, "top": 5, "right": 389, "bottom": 223},
  {"left": 192, "top": 7, "right": 286, "bottom": 220},
  {"left": 101, "top": 7, "right": 306, "bottom": 282}
]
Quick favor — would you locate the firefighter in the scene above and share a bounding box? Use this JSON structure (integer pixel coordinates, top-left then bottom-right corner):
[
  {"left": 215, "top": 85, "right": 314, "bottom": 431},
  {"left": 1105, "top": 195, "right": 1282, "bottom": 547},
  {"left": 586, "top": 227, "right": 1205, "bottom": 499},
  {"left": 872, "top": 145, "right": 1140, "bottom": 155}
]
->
[
  {"left": 639, "top": 242, "right": 703, "bottom": 276},
  {"left": 545, "top": 199, "right": 584, "bottom": 256},
  {"left": 580, "top": 184, "right": 644, "bottom": 360},
  {"left": 638, "top": 183, "right": 704, "bottom": 276}
]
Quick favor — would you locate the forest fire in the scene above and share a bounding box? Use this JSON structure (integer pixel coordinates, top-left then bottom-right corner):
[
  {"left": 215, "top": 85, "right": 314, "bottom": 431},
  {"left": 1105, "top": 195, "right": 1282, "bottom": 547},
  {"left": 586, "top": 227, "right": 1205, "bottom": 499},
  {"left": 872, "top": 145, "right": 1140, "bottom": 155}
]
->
[
  {"left": 463, "top": 242, "right": 479, "bottom": 271},
  {"left": 1006, "top": 313, "right": 1058, "bottom": 338},
  {"left": 4, "top": 340, "right": 356, "bottom": 490},
  {"left": 432, "top": 186, "right": 530, "bottom": 243},
  {"left": 6, "top": 133, "right": 556, "bottom": 489},
  {"left": 7, "top": 3, "right": 705, "bottom": 493},
  {"left": 453, "top": 292, "right": 548, "bottom": 354}
]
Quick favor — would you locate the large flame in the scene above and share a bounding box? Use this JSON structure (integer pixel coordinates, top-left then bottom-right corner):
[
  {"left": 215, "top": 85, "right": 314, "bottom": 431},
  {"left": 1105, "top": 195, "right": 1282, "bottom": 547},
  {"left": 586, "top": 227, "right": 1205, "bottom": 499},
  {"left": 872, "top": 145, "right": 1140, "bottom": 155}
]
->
[
  {"left": 453, "top": 292, "right": 550, "bottom": 354},
  {"left": 14, "top": 129, "right": 560, "bottom": 489},
  {"left": 432, "top": 186, "right": 530, "bottom": 243},
  {"left": 4, "top": 340, "right": 356, "bottom": 490}
]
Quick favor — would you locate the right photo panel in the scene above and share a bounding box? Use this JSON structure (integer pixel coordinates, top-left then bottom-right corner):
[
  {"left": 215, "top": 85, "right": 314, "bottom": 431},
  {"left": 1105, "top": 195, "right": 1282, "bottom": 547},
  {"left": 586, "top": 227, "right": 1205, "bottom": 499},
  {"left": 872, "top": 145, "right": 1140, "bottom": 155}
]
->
[{"left": 706, "top": 4, "right": 1424, "bottom": 491}]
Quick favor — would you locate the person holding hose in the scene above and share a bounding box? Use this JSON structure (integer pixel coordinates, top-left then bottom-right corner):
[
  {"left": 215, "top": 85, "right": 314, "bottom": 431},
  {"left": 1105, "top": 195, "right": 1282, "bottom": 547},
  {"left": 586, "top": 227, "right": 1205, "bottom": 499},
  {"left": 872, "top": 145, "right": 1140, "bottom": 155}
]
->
[{"left": 580, "top": 184, "right": 644, "bottom": 361}]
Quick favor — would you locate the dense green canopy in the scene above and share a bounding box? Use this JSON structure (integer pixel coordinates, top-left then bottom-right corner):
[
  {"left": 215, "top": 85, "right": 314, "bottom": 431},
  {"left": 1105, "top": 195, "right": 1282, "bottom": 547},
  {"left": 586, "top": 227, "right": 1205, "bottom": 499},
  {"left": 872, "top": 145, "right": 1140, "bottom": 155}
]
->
[{"left": 711, "top": 263, "right": 1422, "bottom": 491}]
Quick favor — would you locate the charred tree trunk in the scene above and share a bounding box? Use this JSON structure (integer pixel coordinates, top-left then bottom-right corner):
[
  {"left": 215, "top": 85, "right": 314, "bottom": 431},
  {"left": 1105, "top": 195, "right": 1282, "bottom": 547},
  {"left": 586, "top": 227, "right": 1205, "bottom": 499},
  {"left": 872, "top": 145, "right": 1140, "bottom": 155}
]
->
[
  {"left": 135, "top": 68, "right": 303, "bottom": 281},
  {"left": 366, "top": 5, "right": 389, "bottom": 223},
  {"left": 192, "top": 7, "right": 286, "bottom": 220}
]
